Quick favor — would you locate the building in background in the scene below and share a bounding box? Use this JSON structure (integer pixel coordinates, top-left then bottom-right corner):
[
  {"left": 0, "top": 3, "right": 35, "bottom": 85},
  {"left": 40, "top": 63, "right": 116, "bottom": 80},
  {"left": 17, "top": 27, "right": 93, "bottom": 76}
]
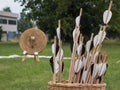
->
[{"left": 0, "top": 11, "right": 20, "bottom": 41}]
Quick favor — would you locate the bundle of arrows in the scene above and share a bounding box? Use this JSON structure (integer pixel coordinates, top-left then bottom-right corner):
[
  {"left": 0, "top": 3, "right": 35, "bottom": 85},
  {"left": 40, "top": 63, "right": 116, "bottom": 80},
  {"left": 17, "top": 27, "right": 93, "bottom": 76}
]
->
[
  {"left": 69, "top": 1, "right": 112, "bottom": 84},
  {"left": 49, "top": 20, "right": 64, "bottom": 83},
  {"left": 49, "top": 0, "right": 112, "bottom": 84}
]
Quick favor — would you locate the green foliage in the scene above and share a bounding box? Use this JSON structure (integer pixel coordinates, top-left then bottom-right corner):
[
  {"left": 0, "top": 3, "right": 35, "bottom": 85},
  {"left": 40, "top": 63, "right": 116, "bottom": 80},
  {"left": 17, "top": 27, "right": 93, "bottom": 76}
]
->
[
  {"left": 108, "top": 0, "right": 120, "bottom": 38},
  {"left": 18, "top": 12, "right": 32, "bottom": 32},
  {"left": 0, "top": 26, "right": 3, "bottom": 41},
  {"left": 15, "top": 0, "right": 120, "bottom": 41},
  {"left": 3, "top": 7, "right": 11, "bottom": 12}
]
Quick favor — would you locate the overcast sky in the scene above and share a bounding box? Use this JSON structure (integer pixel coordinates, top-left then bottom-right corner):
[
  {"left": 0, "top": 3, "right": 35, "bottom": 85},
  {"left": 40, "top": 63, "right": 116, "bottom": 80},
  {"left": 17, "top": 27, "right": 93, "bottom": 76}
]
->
[{"left": 0, "top": 0, "right": 24, "bottom": 16}]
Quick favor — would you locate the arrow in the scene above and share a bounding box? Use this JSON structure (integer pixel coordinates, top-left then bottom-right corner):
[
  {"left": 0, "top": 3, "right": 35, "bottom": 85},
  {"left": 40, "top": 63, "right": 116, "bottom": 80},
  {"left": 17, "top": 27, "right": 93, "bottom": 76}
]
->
[
  {"left": 103, "top": 1, "right": 112, "bottom": 24},
  {"left": 56, "top": 20, "right": 64, "bottom": 82},
  {"left": 75, "top": 8, "right": 83, "bottom": 27}
]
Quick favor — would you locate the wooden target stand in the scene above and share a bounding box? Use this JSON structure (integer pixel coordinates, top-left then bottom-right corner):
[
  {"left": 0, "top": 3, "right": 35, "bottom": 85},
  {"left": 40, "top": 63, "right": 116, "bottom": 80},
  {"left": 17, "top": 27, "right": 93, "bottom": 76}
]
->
[{"left": 19, "top": 27, "right": 47, "bottom": 61}]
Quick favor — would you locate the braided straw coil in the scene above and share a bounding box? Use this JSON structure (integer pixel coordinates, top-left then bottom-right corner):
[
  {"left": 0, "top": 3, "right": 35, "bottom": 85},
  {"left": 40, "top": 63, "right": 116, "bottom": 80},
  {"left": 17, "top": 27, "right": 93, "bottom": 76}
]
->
[{"left": 19, "top": 28, "right": 47, "bottom": 55}]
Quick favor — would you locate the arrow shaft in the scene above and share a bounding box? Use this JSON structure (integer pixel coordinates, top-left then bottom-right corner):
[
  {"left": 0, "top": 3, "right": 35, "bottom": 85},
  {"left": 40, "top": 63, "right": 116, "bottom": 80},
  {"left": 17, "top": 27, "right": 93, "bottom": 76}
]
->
[
  {"left": 53, "top": 36, "right": 56, "bottom": 83},
  {"left": 58, "top": 40, "right": 63, "bottom": 82}
]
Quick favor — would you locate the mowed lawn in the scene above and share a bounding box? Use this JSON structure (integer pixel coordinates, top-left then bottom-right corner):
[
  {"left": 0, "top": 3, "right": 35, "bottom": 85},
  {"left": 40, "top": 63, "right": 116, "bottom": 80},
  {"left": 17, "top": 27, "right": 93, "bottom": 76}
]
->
[{"left": 0, "top": 40, "right": 120, "bottom": 90}]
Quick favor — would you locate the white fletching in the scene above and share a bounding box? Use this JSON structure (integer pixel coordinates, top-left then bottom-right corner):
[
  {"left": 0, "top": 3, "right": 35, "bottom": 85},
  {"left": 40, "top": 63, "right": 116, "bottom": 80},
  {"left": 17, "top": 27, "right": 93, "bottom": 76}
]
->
[
  {"left": 82, "top": 56, "right": 87, "bottom": 67},
  {"left": 93, "top": 51, "right": 99, "bottom": 62},
  {"left": 72, "top": 28, "right": 76, "bottom": 41},
  {"left": 82, "top": 70, "right": 87, "bottom": 83},
  {"left": 103, "top": 10, "right": 112, "bottom": 24},
  {"left": 75, "top": 16, "right": 80, "bottom": 27},
  {"left": 74, "top": 58, "right": 83, "bottom": 73},
  {"left": 55, "top": 49, "right": 63, "bottom": 62},
  {"left": 93, "top": 35, "right": 99, "bottom": 47},
  {"left": 98, "top": 63, "right": 103, "bottom": 72},
  {"left": 56, "top": 27, "right": 60, "bottom": 39},
  {"left": 74, "top": 59, "right": 79, "bottom": 73},
  {"left": 93, "top": 64, "right": 99, "bottom": 78},
  {"left": 55, "top": 61, "right": 59, "bottom": 74},
  {"left": 98, "top": 63, "right": 107, "bottom": 76},
  {"left": 86, "top": 40, "right": 91, "bottom": 53},
  {"left": 73, "top": 28, "right": 80, "bottom": 42},
  {"left": 98, "top": 30, "right": 106, "bottom": 44},
  {"left": 77, "top": 29, "right": 80, "bottom": 36},
  {"left": 77, "top": 44, "right": 82, "bottom": 55},
  {"left": 51, "top": 44, "right": 55, "bottom": 54}
]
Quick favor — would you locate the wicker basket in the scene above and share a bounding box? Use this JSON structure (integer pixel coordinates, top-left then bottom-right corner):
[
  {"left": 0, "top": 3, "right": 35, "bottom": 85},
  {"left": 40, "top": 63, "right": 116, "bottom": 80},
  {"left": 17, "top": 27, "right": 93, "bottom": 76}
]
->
[{"left": 48, "top": 80, "right": 106, "bottom": 90}]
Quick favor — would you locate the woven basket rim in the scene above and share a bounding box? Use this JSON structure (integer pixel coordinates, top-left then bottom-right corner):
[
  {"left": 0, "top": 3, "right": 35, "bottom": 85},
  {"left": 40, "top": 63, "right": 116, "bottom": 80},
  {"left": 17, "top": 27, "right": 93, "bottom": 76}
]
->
[{"left": 48, "top": 80, "right": 106, "bottom": 87}]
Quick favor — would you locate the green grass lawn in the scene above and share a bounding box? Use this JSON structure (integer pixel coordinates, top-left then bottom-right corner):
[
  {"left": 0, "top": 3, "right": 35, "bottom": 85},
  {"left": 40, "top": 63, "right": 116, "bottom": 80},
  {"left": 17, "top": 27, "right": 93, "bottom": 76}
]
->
[{"left": 0, "top": 40, "right": 120, "bottom": 90}]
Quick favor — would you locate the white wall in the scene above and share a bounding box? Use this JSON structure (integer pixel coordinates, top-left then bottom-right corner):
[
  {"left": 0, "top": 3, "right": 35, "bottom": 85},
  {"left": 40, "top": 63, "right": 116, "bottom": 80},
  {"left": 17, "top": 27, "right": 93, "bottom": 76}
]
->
[
  {"left": 0, "top": 16, "right": 17, "bottom": 32},
  {"left": 1, "top": 24, "right": 17, "bottom": 32},
  {"left": 1, "top": 33, "right": 7, "bottom": 41}
]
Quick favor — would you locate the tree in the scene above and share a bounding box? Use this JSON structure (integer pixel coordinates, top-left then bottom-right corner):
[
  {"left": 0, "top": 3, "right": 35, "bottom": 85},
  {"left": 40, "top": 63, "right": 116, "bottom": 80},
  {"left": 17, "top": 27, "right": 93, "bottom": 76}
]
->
[
  {"left": 107, "top": 0, "right": 120, "bottom": 38},
  {"left": 18, "top": 12, "right": 32, "bottom": 32},
  {"left": 15, "top": 0, "right": 120, "bottom": 41},
  {"left": 0, "top": 26, "right": 3, "bottom": 41},
  {"left": 3, "top": 7, "right": 11, "bottom": 12}
]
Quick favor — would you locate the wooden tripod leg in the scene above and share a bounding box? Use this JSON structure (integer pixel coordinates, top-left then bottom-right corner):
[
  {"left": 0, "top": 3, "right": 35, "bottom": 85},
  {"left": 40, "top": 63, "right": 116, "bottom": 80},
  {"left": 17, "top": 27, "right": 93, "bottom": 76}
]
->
[
  {"left": 37, "top": 55, "right": 39, "bottom": 61},
  {"left": 34, "top": 55, "right": 39, "bottom": 61},
  {"left": 22, "top": 54, "right": 27, "bottom": 62},
  {"left": 36, "top": 55, "right": 39, "bottom": 61}
]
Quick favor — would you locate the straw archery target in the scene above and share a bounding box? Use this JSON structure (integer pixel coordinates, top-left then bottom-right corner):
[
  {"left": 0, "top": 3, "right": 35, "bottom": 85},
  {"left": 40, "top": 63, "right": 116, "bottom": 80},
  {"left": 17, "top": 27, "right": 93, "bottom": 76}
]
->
[{"left": 19, "top": 28, "right": 47, "bottom": 55}]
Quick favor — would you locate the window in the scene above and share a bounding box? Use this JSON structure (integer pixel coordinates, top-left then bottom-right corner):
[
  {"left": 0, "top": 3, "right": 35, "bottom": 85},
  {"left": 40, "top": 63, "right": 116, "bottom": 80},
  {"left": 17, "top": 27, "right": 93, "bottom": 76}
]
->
[
  {"left": 0, "top": 19, "right": 7, "bottom": 24},
  {"left": 8, "top": 20, "right": 16, "bottom": 25}
]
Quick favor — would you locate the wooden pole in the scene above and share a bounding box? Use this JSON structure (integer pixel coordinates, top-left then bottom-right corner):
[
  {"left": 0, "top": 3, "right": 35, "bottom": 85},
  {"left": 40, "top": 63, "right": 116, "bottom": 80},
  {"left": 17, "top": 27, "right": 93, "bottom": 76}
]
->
[
  {"left": 53, "top": 36, "right": 57, "bottom": 83},
  {"left": 58, "top": 20, "right": 62, "bottom": 82}
]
